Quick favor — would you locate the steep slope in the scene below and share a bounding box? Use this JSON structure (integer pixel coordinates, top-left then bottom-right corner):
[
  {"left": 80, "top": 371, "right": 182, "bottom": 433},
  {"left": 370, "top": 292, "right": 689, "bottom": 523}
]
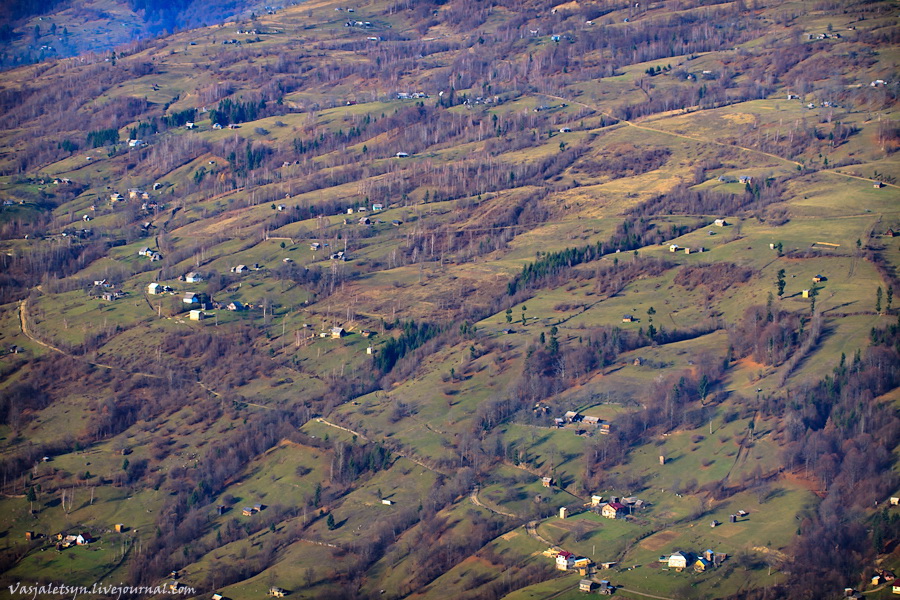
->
[{"left": 0, "top": 0, "right": 898, "bottom": 599}]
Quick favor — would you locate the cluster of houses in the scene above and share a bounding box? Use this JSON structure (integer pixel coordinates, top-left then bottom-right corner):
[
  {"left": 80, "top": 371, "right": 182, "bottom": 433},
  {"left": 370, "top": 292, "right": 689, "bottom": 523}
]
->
[
  {"left": 91, "top": 279, "right": 125, "bottom": 302},
  {"left": 543, "top": 547, "right": 594, "bottom": 574},
  {"left": 806, "top": 31, "right": 841, "bottom": 40},
  {"left": 660, "top": 548, "right": 727, "bottom": 572},
  {"left": 552, "top": 411, "right": 611, "bottom": 434},
  {"left": 669, "top": 243, "right": 706, "bottom": 255},
  {"left": 230, "top": 263, "right": 261, "bottom": 273},
  {"left": 111, "top": 189, "right": 153, "bottom": 204},
  {"left": 542, "top": 547, "right": 615, "bottom": 594},
  {"left": 149, "top": 273, "right": 251, "bottom": 318},
  {"left": 320, "top": 326, "right": 346, "bottom": 339},
  {"left": 100, "top": 289, "right": 124, "bottom": 301},
  {"left": 533, "top": 103, "right": 567, "bottom": 113},
  {"left": 580, "top": 579, "right": 614, "bottom": 594},
  {"left": 868, "top": 568, "right": 896, "bottom": 589},
  {"left": 396, "top": 92, "right": 429, "bottom": 100},
  {"left": 460, "top": 96, "right": 500, "bottom": 107},
  {"left": 716, "top": 175, "right": 752, "bottom": 185},
  {"left": 241, "top": 503, "right": 264, "bottom": 516},
  {"left": 138, "top": 247, "right": 163, "bottom": 261},
  {"left": 345, "top": 203, "right": 385, "bottom": 213},
  {"left": 53, "top": 532, "right": 93, "bottom": 550},
  {"left": 587, "top": 494, "right": 645, "bottom": 519},
  {"left": 59, "top": 227, "right": 93, "bottom": 239}
]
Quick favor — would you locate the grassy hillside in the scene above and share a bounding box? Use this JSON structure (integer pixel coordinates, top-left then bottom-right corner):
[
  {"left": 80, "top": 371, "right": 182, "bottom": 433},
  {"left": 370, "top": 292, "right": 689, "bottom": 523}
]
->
[{"left": 0, "top": 0, "right": 898, "bottom": 598}]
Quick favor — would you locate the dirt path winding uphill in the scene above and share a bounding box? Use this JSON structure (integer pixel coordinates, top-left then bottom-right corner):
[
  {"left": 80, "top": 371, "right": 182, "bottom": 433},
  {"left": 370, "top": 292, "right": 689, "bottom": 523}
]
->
[
  {"left": 525, "top": 520, "right": 551, "bottom": 545},
  {"left": 469, "top": 487, "right": 518, "bottom": 518},
  {"left": 314, "top": 417, "right": 452, "bottom": 476}
]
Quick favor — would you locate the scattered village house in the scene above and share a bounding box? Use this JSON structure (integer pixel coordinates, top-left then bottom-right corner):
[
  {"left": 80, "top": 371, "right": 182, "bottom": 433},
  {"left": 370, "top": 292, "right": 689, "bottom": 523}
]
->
[
  {"left": 148, "top": 282, "right": 170, "bottom": 295},
  {"left": 184, "top": 272, "right": 204, "bottom": 283},
  {"left": 579, "top": 580, "right": 593, "bottom": 592},
  {"left": 564, "top": 410, "right": 581, "bottom": 422},
  {"left": 601, "top": 502, "right": 626, "bottom": 519},
  {"left": 183, "top": 292, "right": 201, "bottom": 305},
  {"left": 668, "top": 551, "right": 689, "bottom": 570},
  {"left": 331, "top": 326, "right": 346, "bottom": 338},
  {"left": 269, "top": 587, "right": 286, "bottom": 598},
  {"left": 189, "top": 309, "right": 204, "bottom": 321},
  {"left": 556, "top": 551, "right": 575, "bottom": 571},
  {"left": 542, "top": 476, "right": 553, "bottom": 487}
]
